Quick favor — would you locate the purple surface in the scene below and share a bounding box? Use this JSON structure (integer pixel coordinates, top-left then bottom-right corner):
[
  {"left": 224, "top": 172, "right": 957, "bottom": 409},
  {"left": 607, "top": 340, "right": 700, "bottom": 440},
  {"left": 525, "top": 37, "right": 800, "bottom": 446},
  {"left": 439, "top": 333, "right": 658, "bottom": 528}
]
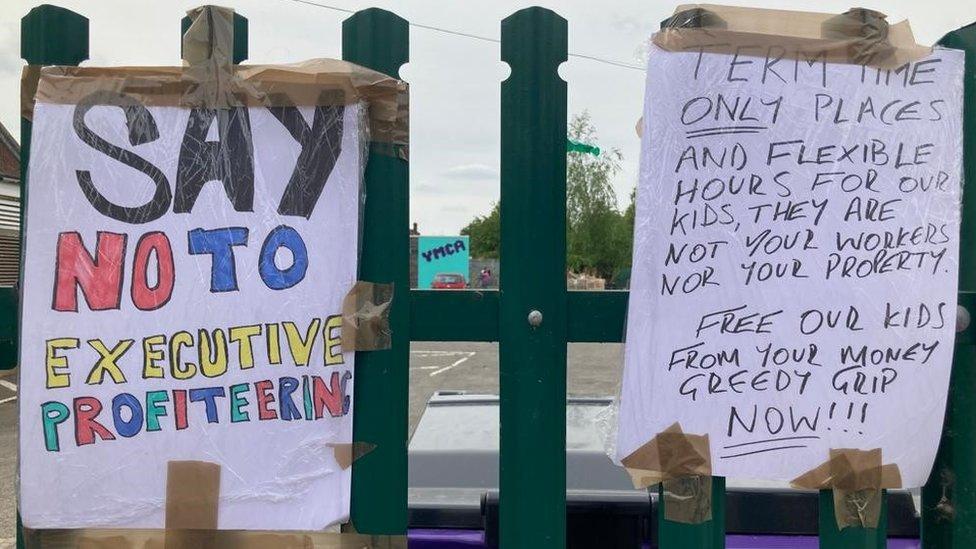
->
[
  {"left": 409, "top": 529, "right": 485, "bottom": 548},
  {"left": 727, "top": 536, "right": 919, "bottom": 549},
  {"left": 408, "top": 530, "right": 920, "bottom": 548},
  {"left": 887, "top": 540, "right": 922, "bottom": 549},
  {"left": 726, "top": 535, "right": 819, "bottom": 548}
]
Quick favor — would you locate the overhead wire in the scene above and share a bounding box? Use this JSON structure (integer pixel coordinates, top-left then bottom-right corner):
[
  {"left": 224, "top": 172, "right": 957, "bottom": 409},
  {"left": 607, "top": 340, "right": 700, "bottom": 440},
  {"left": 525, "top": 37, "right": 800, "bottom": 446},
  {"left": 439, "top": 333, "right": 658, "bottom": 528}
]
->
[{"left": 284, "top": 0, "right": 647, "bottom": 71}]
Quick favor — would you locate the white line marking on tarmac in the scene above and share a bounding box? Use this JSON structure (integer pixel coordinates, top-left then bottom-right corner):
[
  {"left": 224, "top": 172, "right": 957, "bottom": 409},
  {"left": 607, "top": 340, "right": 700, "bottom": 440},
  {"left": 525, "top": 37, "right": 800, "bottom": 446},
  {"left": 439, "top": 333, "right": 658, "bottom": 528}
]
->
[
  {"left": 428, "top": 352, "right": 476, "bottom": 377},
  {"left": 0, "top": 396, "right": 16, "bottom": 405},
  {"left": 410, "top": 350, "right": 474, "bottom": 357},
  {"left": 0, "top": 379, "right": 16, "bottom": 392}
]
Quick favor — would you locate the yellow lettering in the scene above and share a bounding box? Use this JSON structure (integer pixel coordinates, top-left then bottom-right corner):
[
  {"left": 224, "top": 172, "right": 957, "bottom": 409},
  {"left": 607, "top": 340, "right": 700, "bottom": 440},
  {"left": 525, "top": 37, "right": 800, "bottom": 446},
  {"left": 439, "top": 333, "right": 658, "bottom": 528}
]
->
[
  {"left": 323, "top": 315, "right": 344, "bottom": 366},
  {"left": 85, "top": 339, "right": 133, "bottom": 385},
  {"left": 46, "top": 338, "right": 79, "bottom": 388},
  {"left": 266, "top": 323, "right": 282, "bottom": 365},
  {"left": 142, "top": 335, "right": 166, "bottom": 379},
  {"left": 229, "top": 325, "right": 262, "bottom": 369},
  {"left": 283, "top": 319, "right": 321, "bottom": 367},
  {"left": 199, "top": 328, "right": 228, "bottom": 377},
  {"left": 169, "top": 331, "right": 196, "bottom": 380}
]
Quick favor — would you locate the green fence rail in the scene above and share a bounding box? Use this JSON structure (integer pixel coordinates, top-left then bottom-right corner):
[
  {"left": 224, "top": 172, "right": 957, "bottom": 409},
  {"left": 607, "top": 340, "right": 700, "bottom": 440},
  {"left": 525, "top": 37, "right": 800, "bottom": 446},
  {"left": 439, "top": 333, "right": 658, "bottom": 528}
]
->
[{"left": 11, "top": 4, "right": 976, "bottom": 549}]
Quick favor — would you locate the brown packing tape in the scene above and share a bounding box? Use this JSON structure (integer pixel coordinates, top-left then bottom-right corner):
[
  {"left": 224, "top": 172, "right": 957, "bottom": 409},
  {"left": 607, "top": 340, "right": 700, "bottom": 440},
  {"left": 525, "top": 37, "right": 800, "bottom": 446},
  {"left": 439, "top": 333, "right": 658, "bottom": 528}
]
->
[
  {"left": 661, "top": 475, "right": 712, "bottom": 524},
  {"left": 22, "top": 61, "right": 408, "bottom": 148},
  {"left": 23, "top": 460, "right": 402, "bottom": 547},
  {"left": 654, "top": 4, "right": 931, "bottom": 70},
  {"left": 181, "top": 6, "right": 237, "bottom": 109},
  {"left": 619, "top": 422, "right": 713, "bottom": 524},
  {"left": 791, "top": 448, "right": 902, "bottom": 490},
  {"left": 341, "top": 281, "right": 393, "bottom": 351},
  {"left": 329, "top": 441, "right": 378, "bottom": 470},
  {"left": 791, "top": 448, "right": 902, "bottom": 529},
  {"left": 23, "top": 462, "right": 394, "bottom": 547},
  {"left": 165, "top": 460, "right": 220, "bottom": 549},
  {"left": 20, "top": 61, "right": 408, "bottom": 152},
  {"left": 620, "top": 422, "right": 711, "bottom": 487},
  {"left": 832, "top": 488, "right": 883, "bottom": 531},
  {"left": 20, "top": 65, "right": 41, "bottom": 121},
  {"left": 22, "top": 529, "right": 407, "bottom": 548}
]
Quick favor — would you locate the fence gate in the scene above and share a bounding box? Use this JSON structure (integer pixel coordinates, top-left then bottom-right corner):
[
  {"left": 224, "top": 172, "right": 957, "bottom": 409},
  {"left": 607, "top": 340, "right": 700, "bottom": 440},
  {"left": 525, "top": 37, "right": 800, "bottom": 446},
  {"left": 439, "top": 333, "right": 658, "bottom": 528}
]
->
[{"left": 13, "top": 4, "right": 976, "bottom": 549}]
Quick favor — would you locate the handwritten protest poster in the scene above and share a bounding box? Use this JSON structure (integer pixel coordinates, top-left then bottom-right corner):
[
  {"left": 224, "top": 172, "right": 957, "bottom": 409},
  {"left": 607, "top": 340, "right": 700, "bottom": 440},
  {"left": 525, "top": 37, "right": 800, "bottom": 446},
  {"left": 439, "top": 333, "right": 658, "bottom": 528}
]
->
[
  {"left": 19, "top": 99, "right": 363, "bottom": 528},
  {"left": 616, "top": 45, "right": 964, "bottom": 486}
]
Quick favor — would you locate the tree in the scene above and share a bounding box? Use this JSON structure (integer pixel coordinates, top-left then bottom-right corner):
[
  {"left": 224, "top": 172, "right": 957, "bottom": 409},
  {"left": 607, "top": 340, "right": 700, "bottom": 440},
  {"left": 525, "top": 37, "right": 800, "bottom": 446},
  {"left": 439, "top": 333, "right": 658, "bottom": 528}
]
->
[
  {"left": 566, "top": 111, "right": 628, "bottom": 281},
  {"left": 611, "top": 188, "right": 636, "bottom": 288},
  {"left": 459, "top": 112, "right": 635, "bottom": 282},
  {"left": 461, "top": 202, "right": 500, "bottom": 258}
]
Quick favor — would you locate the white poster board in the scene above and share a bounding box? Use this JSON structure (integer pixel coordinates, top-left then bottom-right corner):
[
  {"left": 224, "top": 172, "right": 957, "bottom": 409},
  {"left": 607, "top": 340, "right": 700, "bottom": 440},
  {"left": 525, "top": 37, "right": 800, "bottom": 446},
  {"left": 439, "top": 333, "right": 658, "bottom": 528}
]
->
[
  {"left": 616, "top": 45, "right": 964, "bottom": 487},
  {"left": 20, "top": 99, "right": 363, "bottom": 529}
]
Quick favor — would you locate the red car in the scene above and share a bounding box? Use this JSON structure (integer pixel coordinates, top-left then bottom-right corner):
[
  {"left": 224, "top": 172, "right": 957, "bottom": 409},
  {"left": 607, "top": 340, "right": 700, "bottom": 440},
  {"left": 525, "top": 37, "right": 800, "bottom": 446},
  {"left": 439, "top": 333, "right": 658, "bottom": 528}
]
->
[{"left": 431, "top": 273, "right": 467, "bottom": 289}]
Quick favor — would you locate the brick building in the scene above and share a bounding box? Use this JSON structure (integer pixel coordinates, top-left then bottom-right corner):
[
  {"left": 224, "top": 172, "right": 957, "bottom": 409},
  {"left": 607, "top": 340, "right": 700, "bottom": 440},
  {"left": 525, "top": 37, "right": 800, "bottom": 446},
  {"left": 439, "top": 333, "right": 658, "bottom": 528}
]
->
[{"left": 0, "top": 122, "right": 19, "bottom": 287}]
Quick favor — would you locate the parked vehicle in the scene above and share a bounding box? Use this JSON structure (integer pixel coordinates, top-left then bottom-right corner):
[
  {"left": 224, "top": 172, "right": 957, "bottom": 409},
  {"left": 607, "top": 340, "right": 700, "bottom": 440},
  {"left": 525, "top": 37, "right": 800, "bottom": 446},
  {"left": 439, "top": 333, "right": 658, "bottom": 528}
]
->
[{"left": 431, "top": 272, "right": 467, "bottom": 289}]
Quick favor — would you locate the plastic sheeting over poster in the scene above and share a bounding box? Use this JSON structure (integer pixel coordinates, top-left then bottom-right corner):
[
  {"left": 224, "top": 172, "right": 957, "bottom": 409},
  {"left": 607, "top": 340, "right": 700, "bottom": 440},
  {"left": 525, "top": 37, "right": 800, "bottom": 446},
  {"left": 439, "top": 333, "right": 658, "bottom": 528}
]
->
[
  {"left": 616, "top": 38, "right": 964, "bottom": 487},
  {"left": 19, "top": 98, "right": 364, "bottom": 529}
]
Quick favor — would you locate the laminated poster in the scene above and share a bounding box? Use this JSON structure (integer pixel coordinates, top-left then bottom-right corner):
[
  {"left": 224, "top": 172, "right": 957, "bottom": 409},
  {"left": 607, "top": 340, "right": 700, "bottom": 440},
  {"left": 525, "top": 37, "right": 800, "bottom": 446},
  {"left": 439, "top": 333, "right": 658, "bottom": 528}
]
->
[
  {"left": 20, "top": 97, "right": 363, "bottom": 529},
  {"left": 617, "top": 44, "right": 964, "bottom": 487}
]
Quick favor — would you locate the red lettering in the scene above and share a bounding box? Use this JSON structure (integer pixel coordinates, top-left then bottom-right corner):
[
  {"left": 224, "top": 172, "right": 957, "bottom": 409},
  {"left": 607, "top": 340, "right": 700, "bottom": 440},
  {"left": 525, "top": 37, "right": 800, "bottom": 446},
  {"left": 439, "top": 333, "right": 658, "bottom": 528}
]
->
[
  {"left": 255, "top": 380, "right": 277, "bottom": 420},
  {"left": 173, "top": 389, "right": 188, "bottom": 430},
  {"left": 131, "top": 232, "right": 175, "bottom": 311},
  {"left": 73, "top": 397, "right": 116, "bottom": 446},
  {"left": 53, "top": 232, "right": 126, "bottom": 312},
  {"left": 312, "top": 372, "right": 346, "bottom": 419}
]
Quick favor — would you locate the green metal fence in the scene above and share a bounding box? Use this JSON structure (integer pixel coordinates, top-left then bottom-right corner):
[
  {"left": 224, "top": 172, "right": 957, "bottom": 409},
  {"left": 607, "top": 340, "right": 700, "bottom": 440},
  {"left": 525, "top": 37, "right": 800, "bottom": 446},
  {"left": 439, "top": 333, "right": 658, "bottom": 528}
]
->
[{"left": 12, "top": 4, "right": 976, "bottom": 548}]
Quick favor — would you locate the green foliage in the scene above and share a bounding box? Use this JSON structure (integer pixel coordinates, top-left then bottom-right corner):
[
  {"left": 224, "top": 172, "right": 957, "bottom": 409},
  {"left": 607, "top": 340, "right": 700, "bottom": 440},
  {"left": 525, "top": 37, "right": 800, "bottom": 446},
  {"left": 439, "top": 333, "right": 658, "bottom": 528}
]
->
[
  {"left": 566, "top": 111, "right": 632, "bottom": 282},
  {"left": 460, "top": 112, "right": 636, "bottom": 283},
  {"left": 461, "top": 201, "right": 500, "bottom": 258},
  {"left": 611, "top": 188, "right": 636, "bottom": 288}
]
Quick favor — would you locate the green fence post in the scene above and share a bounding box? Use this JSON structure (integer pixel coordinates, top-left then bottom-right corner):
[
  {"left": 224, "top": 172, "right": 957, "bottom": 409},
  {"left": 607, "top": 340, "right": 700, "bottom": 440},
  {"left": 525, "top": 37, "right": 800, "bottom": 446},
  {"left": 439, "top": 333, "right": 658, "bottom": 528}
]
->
[
  {"left": 499, "top": 7, "right": 568, "bottom": 547},
  {"left": 923, "top": 295, "right": 976, "bottom": 548},
  {"left": 12, "top": 5, "right": 90, "bottom": 375},
  {"left": 342, "top": 8, "right": 410, "bottom": 535},
  {"left": 818, "top": 489, "right": 888, "bottom": 548},
  {"left": 658, "top": 477, "right": 726, "bottom": 546},
  {"left": 921, "top": 23, "right": 976, "bottom": 549},
  {"left": 18, "top": 4, "right": 89, "bottom": 544},
  {"left": 0, "top": 281, "right": 17, "bottom": 370},
  {"left": 181, "top": 10, "right": 249, "bottom": 64}
]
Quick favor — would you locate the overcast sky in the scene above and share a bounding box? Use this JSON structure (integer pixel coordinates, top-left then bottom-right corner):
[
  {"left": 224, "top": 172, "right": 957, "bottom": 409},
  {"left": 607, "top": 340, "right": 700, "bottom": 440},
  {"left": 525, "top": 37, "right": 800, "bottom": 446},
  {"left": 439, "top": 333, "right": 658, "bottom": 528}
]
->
[{"left": 3, "top": 0, "right": 974, "bottom": 235}]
